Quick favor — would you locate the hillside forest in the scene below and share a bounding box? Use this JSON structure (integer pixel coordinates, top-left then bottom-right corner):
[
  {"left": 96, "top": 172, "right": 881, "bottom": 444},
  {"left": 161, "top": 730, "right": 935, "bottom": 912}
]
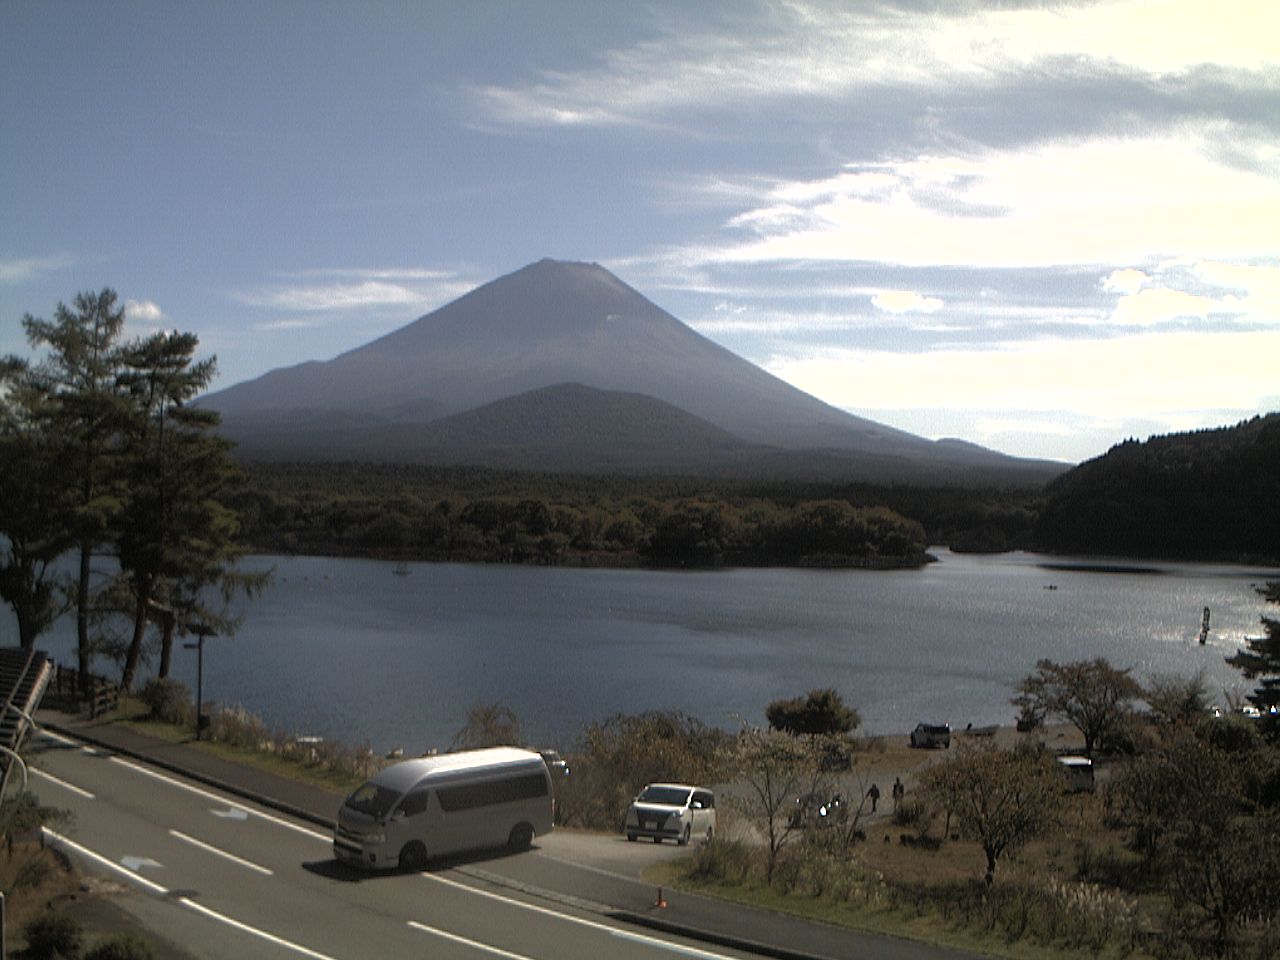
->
[
  {"left": 228, "top": 463, "right": 987, "bottom": 569},
  {"left": 230, "top": 413, "right": 1279, "bottom": 569}
]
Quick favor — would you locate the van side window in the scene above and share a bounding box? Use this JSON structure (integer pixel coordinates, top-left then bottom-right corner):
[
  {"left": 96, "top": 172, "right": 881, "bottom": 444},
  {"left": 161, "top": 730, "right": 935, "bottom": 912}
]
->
[
  {"left": 437, "top": 772, "right": 548, "bottom": 813},
  {"left": 398, "top": 791, "right": 431, "bottom": 818},
  {"left": 693, "top": 790, "right": 714, "bottom": 809}
]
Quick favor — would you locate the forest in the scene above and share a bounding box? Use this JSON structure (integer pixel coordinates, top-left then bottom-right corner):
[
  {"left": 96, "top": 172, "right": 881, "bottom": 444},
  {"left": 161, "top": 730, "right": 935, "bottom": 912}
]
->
[
  {"left": 1034, "top": 413, "right": 1280, "bottom": 564},
  {"left": 226, "top": 461, "right": 1045, "bottom": 568}
]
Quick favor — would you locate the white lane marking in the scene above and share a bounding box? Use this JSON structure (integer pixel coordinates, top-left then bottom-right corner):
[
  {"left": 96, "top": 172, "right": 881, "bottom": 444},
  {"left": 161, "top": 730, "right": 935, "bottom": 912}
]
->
[
  {"left": 212, "top": 806, "right": 249, "bottom": 820},
  {"left": 408, "top": 920, "right": 535, "bottom": 959},
  {"left": 35, "top": 728, "right": 80, "bottom": 748},
  {"left": 31, "top": 767, "right": 95, "bottom": 799},
  {"left": 121, "top": 855, "right": 164, "bottom": 872},
  {"left": 169, "top": 829, "right": 274, "bottom": 876},
  {"left": 108, "top": 757, "right": 331, "bottom": 841},
  {"left": 178, "top": 897, "right": 341, "bottom": 960},
  {"left": 45, "top": 828, "right": 341, "bottom": 960},
  {"left": 424, "top": 873, "right": 746, "bottom": 960},
  {"left": 43, "top": 828, "right": 169, "bottom": 896}
]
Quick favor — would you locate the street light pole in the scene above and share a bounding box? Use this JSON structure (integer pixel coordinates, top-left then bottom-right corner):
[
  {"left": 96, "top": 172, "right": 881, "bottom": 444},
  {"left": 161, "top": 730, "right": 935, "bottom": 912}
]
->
[{"left": 183, "top": 623, "right": 215, "bottom": 740}]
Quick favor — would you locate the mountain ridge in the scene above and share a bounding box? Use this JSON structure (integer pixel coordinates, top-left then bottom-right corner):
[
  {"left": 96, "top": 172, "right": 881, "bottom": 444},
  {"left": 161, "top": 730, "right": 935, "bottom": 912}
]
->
[{"left": 204, "top": 259, "right": 1066, "bottom": 485}]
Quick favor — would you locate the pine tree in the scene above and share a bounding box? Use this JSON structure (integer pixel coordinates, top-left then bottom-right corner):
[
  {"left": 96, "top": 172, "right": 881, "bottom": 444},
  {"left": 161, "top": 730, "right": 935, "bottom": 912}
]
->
[
  {"left": 21, "top": 291, "right": 131, "bottom": 684},
  {"left": 0, "top": 357, "right": 75, "bottom": 647},
  {"left": 1225, "top": 582, "right": 1280, "bottom": 740},
  {"left": 113, "top": 331, "right": 265, "bottom": 690}
]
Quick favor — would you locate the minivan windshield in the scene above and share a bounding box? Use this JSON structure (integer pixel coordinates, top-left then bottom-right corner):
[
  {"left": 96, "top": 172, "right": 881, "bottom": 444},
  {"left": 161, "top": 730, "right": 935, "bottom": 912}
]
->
[
  {"left": 637, "top": 785, "right": 692, "bottom": 806},
  {"left": 345, "top": 781, "right": 400, "bottom": 820}
]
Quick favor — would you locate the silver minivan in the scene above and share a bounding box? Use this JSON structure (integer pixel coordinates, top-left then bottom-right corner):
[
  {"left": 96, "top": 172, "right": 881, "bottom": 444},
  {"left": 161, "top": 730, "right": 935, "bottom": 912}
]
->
[
  {"left": 624, "top": 783, "right": 716, "bottom": 845},
  {"left": 334, "top": 747, "right": 554, "bottom": 870}
]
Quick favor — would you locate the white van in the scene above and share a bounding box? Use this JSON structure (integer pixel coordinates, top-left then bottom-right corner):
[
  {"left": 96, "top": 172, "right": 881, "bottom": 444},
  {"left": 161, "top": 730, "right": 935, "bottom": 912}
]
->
[
  {"left": 334, "top": 747, "right": 554, "bottom": 870},
  {"left": 1056, "top": 755, "right": 1095, "bottom": 793}
]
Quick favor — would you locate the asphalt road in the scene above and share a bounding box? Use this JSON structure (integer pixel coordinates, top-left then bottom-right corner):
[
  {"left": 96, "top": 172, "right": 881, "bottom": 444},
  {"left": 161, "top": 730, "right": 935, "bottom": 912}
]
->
[{"left": 27, "top": 729, "right": 763, "bottom": 960}]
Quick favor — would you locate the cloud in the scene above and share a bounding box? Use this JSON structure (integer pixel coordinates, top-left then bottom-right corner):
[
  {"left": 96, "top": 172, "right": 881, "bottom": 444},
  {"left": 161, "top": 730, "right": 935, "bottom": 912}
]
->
[
  {"left": 241, "top": 281, "right": 426, "bottom": 312},
  {"left": 125, "top": 299, "right": 166, "bottom": 322},
  {"left": 468, "top": 0, "right": 1280, "bottom": 129},
  {"left": 1102, "top": 269, "right": 1149, "bottom": 296},
  {"left": 872, "top": 291, "right": 944, "bottom": 314},
  {"left": 765, "top": 329, "right": 1280, "bottom": 421},
  {"left": 236, "top": 268, "right": 475, "bottom": 313},
  {"left": 0, "top": 253, "right": 73, "bottom": 284},
  {"left": 1109, "top": 287, "right": 1223, "bottom": 326},
  {"left": 702, "top": 128, "right": 1280, "bottom": 270}
]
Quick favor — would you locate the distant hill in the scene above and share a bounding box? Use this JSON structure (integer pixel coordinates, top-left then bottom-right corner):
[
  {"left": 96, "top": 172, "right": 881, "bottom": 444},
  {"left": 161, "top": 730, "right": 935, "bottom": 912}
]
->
[
  {"left": 203, "top": 258, "right": 1065, "bottom": 485},
  {"left": 1034, "top": 413, "right": 1280, "bottom": 562}
]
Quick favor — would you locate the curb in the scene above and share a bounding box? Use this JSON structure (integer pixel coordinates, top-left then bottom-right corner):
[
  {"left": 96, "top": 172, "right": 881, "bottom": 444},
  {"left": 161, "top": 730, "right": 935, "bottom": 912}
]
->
[{"left": 38, "top": 719, "right": 339, "bottom": 832}]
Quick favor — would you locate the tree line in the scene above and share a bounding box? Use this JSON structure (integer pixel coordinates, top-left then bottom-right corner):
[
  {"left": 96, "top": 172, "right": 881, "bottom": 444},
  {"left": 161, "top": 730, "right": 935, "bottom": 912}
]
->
[
  {"left": 1035, "top": 413, "right": 1280, "bottom": 564},
  {"left": 229, "top": 460, "right": 1047, "bottom": 567},
  {"left": 0, "top": 290, "right": 262, "bottom": 689}
]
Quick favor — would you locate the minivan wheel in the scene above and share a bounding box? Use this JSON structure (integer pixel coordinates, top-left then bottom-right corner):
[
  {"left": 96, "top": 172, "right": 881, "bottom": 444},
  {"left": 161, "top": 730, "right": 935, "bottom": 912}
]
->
[
  {"left": 678, "top": 825, "right": 691, "bottom": 846},
  {"left": 508, "top": 823, "right": 534, "bottom": 852},
  {"left": 705, "top": 826, "right": 714, "bottom": 843},
  {"left": 399, "top": 841, "right": 428, "bottom": 872},
  {"left": 626, "top": 833, "right": 637, "bottom": 842}
]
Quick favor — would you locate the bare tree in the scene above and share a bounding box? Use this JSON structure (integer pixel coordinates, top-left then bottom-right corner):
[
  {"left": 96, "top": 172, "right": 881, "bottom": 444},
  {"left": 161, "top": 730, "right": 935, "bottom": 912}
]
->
[
  {"left": 921, "top": 742, "right": 1062, "bottom": 885},
  {"left": 1012, "top": 657, "right": 1142, "bottom": 757},
  {"left": 723, "top": 727, "right": 834, "bottom": 883}
]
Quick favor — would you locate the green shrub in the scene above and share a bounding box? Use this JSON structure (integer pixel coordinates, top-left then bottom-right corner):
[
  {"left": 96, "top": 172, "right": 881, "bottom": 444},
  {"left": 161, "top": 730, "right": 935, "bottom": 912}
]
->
[
  {"left": 686, "top": 837, "right": 754, "bottom": 884},
  {"left": 23, "top": 909, "right": 83, "bottom": 960},
  {"left": 84, "top": 932, "right": 157, "bottom": 960},
  {"left": 138, "top": 677, "right": 193, "bottom": 725}
]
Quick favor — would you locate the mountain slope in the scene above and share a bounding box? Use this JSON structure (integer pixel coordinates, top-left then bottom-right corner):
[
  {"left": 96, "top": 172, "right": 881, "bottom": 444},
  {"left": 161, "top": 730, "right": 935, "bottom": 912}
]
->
[
  {"left": 204, "top": 259, "right": 1064, "bottom": 482},
  {"left": 1034, "top": 413, "right": 1280, "bottom": 561}
]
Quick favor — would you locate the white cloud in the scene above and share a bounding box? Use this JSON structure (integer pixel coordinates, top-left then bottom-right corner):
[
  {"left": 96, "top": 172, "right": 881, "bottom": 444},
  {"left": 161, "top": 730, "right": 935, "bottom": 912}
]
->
[
  {"left": 872, "top": 291, "right": 944, "bottom": 314},
  {"left": 0, "top": 253, "right": 73, "bottom": 284},
  {"left": 766, "top": 329, "right": 1280, "bottom": 420},
  {"left": 237, "top": 269, "right": 475, "bottom": 314},
  {"left": 242, "top": 281, "right": 426, "bottom": 312},
  {"left": 124, "top": 299, "right": 166, "bottom": 322},
  {"left": 1194, "top": 260, "right": 1280, "bottom": 321},
  {"left": 700, "top": 127, "right": 1280, "bottom": 270},
  {"left": 469, "top": 0, "right": 1280, "bottom": 128},
  {"left": 1109, "top": 287, "right": 1222, "bottom": 326},
  {"left": 1102, "top": 269, "right": 1149, "bottom": 296}
]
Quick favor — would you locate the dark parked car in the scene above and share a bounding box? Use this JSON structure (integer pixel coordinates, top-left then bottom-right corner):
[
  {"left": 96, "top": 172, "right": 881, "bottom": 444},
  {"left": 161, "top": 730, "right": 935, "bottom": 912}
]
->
[
  {"left": 909, "top": 723, "right": 951, "bottom": 749},
  {"left": 788, "top": 792, "right": 846, "bottom": 828}
]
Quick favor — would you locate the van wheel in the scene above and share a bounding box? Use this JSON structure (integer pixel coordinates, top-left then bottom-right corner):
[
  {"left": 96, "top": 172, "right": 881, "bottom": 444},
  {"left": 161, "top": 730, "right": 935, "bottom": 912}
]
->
[
  {"left": 705, "top": 826, "right": 714, "bottom": 843},
  {"left": 626, "top": 833, "right": 636, "bottom": 842},
  {"left": 678, "top": 825, "right": 691, "bottom": 846},
  {"left": 508, "top": 823, "right": 534, "bottom": 852},
  {"left": 398, "top": 841, "right": 428, "bottom": 872}
]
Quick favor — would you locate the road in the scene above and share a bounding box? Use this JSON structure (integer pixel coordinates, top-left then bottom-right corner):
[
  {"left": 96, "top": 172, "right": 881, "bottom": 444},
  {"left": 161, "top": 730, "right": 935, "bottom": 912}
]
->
[{"left": 26, "top": 730, "right": 762, "bottom": 960}]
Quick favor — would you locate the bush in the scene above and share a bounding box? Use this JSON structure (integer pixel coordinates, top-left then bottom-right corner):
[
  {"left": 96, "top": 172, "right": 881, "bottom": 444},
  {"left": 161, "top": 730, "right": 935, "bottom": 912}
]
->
[
  {"left": 23, "top": 910, "right": 83, "bottom": 960},
  {"left": 686, "top": 836, "right": 755, "bottom": 884},
  {"left": 137, "top": 677, "right": 193, "bottom": 725},
  {"left": 84, "top": 932, "right": 157, "bottom": 960}
]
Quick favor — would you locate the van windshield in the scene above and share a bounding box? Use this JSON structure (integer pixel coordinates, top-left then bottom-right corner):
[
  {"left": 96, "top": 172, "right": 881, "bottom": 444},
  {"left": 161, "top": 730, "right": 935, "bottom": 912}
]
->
[
  {"left": 344, "top": 782, "right": 400, "bottom": 820},
  {"left": 637, "top": 786, "right": 691, "bottom": 806}
]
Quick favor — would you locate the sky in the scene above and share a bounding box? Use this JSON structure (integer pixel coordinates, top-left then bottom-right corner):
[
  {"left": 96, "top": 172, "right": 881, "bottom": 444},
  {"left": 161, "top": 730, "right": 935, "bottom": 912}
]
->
[{"left": 2, "top": 1, "right": 1277, "bottom": 464}]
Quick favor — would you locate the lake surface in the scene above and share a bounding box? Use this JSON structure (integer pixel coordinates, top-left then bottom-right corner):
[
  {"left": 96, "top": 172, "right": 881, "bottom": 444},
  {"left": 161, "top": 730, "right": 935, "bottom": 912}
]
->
[{"left": 9, "top": 550, "right": 1278, "bottom": 753}]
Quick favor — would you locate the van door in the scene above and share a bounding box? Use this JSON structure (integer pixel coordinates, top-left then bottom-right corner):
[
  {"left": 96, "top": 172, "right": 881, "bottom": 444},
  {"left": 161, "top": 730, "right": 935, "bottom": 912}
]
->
[{"left": 386, "top": 788, "right": 433, "bottom": 860}]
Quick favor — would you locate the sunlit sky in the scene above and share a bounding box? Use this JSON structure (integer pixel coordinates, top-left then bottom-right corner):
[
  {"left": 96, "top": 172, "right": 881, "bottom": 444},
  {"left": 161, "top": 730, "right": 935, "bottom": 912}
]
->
[{"left": 2, "top": 1, "right": 1277, "bottom": 464}]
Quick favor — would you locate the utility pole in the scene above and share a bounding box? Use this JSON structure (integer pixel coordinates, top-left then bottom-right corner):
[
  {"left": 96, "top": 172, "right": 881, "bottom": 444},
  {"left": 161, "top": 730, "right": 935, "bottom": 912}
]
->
[{"left": 184, "top": 624, "right": 216, "bottom": 740}]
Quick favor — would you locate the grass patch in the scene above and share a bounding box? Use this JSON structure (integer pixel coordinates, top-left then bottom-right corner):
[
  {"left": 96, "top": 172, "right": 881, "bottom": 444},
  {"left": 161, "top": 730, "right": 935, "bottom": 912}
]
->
[
  {"left": 653, "top": 851, "right": 1151, "bottom": 960},
  {"left": 101, "top": 699, "right": 369, "bottom": 796}
]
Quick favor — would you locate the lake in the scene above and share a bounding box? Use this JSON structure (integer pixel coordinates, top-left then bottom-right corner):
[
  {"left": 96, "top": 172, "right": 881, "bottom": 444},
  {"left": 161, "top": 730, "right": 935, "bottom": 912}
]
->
[{"left": 9, "top": 550, "right": 1278, "bottom": 753}]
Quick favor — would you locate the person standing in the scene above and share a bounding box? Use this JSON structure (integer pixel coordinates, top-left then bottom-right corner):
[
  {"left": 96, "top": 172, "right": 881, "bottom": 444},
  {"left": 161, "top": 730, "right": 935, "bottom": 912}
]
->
[{"left": 892, "top": 776, "right": 905, "bottom": 812}]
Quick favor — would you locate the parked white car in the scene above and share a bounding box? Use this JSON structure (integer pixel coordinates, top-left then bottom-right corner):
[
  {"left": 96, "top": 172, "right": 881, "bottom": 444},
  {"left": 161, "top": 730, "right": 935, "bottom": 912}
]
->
[{"left": 624, "top": 783, "right": 716, "bottom": 845}]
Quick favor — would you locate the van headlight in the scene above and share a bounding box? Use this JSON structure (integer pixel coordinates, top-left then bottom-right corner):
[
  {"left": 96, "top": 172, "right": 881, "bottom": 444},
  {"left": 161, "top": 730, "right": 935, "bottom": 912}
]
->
[{"left": 366, "top": 831, "right": 386, "bottom": 846}]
